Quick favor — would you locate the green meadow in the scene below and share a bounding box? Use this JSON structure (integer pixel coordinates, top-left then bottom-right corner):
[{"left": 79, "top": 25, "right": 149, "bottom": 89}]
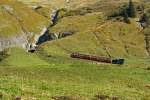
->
[{"left": 0, "top": 0, "right": 150, "bottom": 100}]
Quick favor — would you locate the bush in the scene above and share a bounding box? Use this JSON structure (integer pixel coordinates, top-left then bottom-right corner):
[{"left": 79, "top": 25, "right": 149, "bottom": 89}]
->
[
  {"left": 139, "top": 13, "right": 150, "bottom": 28},
  {"left": 107, "top": 0, "right": 138, "bottom": 19},
  {"left": 140, "top": 13, "right": 149, "bottom": 21},
  {"left": 107, "top": 5, "right": 128, "bottom": 18},
  {"left": 0, "top": 49, "right": 10, "bottom": 61}
]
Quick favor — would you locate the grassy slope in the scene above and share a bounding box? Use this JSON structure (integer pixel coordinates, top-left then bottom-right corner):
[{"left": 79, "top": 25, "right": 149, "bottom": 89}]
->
[
  {"left": 19, "top": 0, "right": 102, "bottom": 9},
  {"left": 0, "top": 6, "right": 22, "bottom": 38},
  {"left": 0, "top": 0, "right": 150, "bottom": 100},
  {"left": 0, "top": 48, "right": 49, "bottom": 66},
  {"left": 0, "top": 0, "right": 49, "bottom": 38},
  {"left": 48, "top": 12, "right": 147, "bottom": 58},
  {"left": 0, "top": 15, "right": 149, "bottom": 100},
  {"left": 0, "top": 48, "right": 150, "bottom": 99},
  {"left": 19, "top": 0, "right": 141, "bottom": 9}
]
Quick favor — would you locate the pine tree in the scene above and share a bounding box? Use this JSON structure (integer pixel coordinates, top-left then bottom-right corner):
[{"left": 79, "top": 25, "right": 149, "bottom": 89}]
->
[
  {"left": 124, "top": 10, "right": 130, "bottom": 23},
  {"left": 128, "top": 0, "right": 136, "bottom": 18}
]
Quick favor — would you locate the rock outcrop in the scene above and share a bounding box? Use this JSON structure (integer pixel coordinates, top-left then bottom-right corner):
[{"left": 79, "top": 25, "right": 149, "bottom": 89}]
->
[{"left": 0, "top": 34, "right": 27, "bottom": 51}]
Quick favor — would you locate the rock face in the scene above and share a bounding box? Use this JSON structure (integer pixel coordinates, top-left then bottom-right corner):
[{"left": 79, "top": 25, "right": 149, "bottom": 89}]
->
[
  {"left": 0, "top": 34, "right": 27, "bottom": 51},
  {"left": 0, "top": 0, "right": 50, "bottom": 51},
  {"left": 35, "top": 28, "right": 58, "bottom": 45}
]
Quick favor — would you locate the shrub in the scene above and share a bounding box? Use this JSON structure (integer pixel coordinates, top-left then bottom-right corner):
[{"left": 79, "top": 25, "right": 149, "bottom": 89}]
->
[
  {"left": 140, "top": 13, "right": 149, "bottom": 22},
  {"left": 107, "top": 0, "right": 138, "bottom": 19},
  {"left": 139, "top": 13, "right": 150, "bottom": 28},
  {"left": 107, "top": 5, "right": 128, "bottom": 18},
  {"left": 0, "top": 49, "right": 10, "bottom": 61}
]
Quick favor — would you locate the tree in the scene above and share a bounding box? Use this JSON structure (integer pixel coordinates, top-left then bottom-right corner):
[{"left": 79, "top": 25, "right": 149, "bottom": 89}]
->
[
  {"left": 123, "top": 10, "right": 131, "bottom": 23},
  {"left": 128, "top": 0, "right": 136, "bottom": 18}
]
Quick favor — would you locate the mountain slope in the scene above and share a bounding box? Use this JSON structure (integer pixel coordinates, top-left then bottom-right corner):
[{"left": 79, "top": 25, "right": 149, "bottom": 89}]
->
[
  {"left": 19, "top": 0, "right": 141, "bottom": 9},
  {"left": 39, "top": 12, "right": 148, "bottom": 59},
  {"left": 0, "top": 0, "right": 150, "bottom": 100},
  {"left": 0, "top": 0, "right": 50, "bottom": 51}
]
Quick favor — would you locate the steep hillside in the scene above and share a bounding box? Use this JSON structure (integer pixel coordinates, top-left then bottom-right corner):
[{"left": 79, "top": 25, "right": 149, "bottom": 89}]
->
[
  {"left": 10, "top": 0, "right": 148, "bottom": 59},
  {"left": 0, "top": 0, "right": 150, "bottom": 100},
  {"left": 0, "top": 0, "right": 148, "bottom": 60},
  {"left": 0, "top": 0, "right": 50, "bottom": 51},
  {"left": 19, "top": 0, "right": 141, "bottom": 9},
  {"left": 34, "top": 0, "right": 148, "bottom": 59},
  {"left": 19, "top": 0, "right": 102, "bottom": 9},
  {"left": 39, "top": 13, "right": 148, "bottom": 59}
]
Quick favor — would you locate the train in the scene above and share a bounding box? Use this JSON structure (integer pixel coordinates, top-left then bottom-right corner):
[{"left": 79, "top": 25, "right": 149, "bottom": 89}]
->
[{"left": 70, "top": 53, "right": 124, "bottom": 65}]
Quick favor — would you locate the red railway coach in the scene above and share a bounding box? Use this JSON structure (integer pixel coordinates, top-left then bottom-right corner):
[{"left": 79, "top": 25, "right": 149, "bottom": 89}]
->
[{"left": 70, "top": 53, "right": 124, "bottom": 65}]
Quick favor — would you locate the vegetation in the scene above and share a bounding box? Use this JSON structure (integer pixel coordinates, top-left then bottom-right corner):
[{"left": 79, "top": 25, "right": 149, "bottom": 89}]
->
[
  {"left": 107, "top": 5, "right": 128, "bottom": 18},
  {"left": 0, "top": 47, "right": 150, "bottom": 99},
  {"left": 123, "top": 10, "right": 131, "bottom": 23},
  {"left": 140, "top": 13, "right": 150, "bottom": 28},
  {"left": 128, "top": 0, "right": 137, "bottom": 18},
  {"left": 142, "top": 2, "right": 150, "bottom": 55},
  {"left": 0, "top": 49, "right": 10, "bottom": 61},
  {"left": 0, "top": 0, "right": 150, "bottom": 100},
  {"left": 106, "top": 0, "right": 138, "bottom": 23},
  {"left": 144, "top": 27, "right": 150, "bottom": 55},
  {"left": 0, "top": 0, "right": 49, "bottom": 38}
]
